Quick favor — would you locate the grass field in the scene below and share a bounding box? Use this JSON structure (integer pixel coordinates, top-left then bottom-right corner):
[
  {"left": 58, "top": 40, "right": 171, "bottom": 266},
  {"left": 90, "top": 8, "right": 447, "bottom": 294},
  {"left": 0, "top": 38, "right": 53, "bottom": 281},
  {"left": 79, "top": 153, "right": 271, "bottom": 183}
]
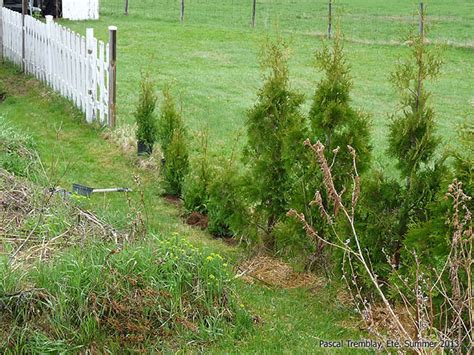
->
[{"left": 61, "top": 0, "right": 474, "bottom": 169}]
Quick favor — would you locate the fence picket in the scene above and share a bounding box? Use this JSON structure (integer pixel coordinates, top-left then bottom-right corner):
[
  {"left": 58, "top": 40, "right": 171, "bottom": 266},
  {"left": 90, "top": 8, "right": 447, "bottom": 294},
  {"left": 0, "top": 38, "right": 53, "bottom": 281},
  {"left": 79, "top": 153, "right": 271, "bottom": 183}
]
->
[{"left": 1, "top": 7, "right": 111, "bottom": 126}]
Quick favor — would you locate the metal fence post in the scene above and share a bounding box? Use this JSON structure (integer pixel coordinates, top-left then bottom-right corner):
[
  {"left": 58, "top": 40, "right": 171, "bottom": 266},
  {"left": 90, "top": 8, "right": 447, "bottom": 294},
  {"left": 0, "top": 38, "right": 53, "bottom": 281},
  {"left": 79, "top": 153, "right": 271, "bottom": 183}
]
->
[
  {"left": 252, "top": 0, "right": 256, "bottom": 28},
  {"left": 108, "top": 26, "right": 117, "bottom": 128}
]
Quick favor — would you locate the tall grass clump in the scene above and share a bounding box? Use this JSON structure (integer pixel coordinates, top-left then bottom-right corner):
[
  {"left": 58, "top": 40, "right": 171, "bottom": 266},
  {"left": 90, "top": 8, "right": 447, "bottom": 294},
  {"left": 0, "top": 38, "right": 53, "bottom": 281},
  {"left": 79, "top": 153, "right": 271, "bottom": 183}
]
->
[
  {"left": 0, "top": 116, "right": 38, "bottom": 178},
  {"left": 135, "top": 72, "right": 158, "bottom": 155},
  {"left": 0, "top": 237, "right": 252, "bottom": 352}
]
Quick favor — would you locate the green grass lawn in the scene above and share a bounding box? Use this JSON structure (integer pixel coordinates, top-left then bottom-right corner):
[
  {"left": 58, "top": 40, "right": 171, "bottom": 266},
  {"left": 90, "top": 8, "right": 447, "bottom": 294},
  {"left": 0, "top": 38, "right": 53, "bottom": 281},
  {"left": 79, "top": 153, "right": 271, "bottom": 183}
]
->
[
  {"left": 60, "top": 0, "right": 474, "bottom": 169},
  {"left": 0, "top": 63, "right": 366, "bottom": 353}
]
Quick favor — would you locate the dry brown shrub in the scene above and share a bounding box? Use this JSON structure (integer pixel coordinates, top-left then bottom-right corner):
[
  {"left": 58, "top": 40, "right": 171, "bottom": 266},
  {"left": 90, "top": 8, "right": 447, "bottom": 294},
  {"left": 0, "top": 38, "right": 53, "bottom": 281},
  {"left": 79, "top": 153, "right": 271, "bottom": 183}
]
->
[{"left": 0, "top": 169, "right": 122, "bottom": 268}]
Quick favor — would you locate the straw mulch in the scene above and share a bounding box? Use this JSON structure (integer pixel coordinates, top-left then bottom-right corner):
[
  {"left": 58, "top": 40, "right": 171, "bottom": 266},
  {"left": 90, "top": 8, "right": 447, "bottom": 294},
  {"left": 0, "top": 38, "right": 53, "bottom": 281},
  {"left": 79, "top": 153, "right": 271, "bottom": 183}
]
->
[{"left": 237, "top": 255, "right": 325, "bottom": 289}]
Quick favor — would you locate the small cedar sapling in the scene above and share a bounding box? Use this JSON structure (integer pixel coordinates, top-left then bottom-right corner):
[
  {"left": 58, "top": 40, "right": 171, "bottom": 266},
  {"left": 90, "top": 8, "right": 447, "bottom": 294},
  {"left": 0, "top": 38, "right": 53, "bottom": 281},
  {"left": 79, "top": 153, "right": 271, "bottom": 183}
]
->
[
  {"left": 300, "top": 27, "right": 371, "bottom": 269},
  {"left": 157, "top": 84, "right": 186, "bottom": 155},
  {"left": 403, "top": 120, "right": 473, "bottom": 283},
  {"left": 308, "top": 28, "right": 371, "bottom": 190},
  {"left": 135, "top": 72, "right": 158, "bottom": 155},
  {"left": 157, "top": 84, "right": 189, "bottom": 196},
  {"left": 243, "top": 35, "right": 308, "bottom": 249},
  {"left": 387, "top": 17, "right": 443, "bottom": 267},
  {"left": 163, "top": 128, "right": 189, "bottom": 197},
  {"left": 207, "top": 136, "right": 249, "bottom": 238},
  {"left": 182, "top": 130, "right": 212, "bottom": 213}
]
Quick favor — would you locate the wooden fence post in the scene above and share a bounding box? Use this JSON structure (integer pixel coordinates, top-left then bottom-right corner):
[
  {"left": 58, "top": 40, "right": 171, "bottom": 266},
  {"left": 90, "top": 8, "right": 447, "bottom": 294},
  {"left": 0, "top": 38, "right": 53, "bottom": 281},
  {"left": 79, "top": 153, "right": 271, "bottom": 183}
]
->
[
  {"left": 124, "top": 0, "right": 129, "bottom": 15},
  {"left": 108, "top": 26, "right": 117, "bottom": 128},
  {"left": 180, "top": 0, "right": 184, "bottom": 22},
  {"left": 328, "top": 0, "right": 332, "bottom": 39},
  {"left": 22, "top": 0, "right": 27, "bottom": 73},
  {"left": 252, "top": 0, "right": 256, "bottom": 28},
  {"left": 419, "top": 2, "right": 424, "bottom": 38},
  {"left": 0, "top": 0, "right": 4, "bottom": 61}
]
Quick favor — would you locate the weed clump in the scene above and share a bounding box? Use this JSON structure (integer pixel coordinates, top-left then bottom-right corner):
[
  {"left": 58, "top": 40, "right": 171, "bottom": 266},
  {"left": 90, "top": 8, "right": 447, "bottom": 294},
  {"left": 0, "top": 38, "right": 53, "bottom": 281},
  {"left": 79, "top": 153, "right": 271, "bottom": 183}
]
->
[
  {"left": 0, "top": 237, "right": 252, "bottom": 352},
  {"left": 0, "top": 117, "right": 38, "bottom": 178}
]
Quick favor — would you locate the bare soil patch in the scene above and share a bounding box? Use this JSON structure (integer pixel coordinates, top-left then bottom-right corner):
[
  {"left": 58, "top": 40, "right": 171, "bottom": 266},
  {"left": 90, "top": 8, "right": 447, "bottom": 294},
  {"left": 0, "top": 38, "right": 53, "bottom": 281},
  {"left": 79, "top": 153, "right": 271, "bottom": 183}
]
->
[
  {"left": 163, "top": 194, "right": 182, "bottom": 206},
  {"left": 185, "top": 211, "right": 208, "bottom": 230}
]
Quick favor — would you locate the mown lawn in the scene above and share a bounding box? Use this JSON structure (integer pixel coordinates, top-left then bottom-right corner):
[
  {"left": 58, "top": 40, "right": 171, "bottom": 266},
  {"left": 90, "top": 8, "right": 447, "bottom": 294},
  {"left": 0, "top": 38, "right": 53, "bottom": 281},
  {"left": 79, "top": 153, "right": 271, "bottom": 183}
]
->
[
  {"left": 0, "top": 63, "right": 366, "bottom": 353},
  {"left": 60, "top": 0, "right": 474, "bottom": 169}
]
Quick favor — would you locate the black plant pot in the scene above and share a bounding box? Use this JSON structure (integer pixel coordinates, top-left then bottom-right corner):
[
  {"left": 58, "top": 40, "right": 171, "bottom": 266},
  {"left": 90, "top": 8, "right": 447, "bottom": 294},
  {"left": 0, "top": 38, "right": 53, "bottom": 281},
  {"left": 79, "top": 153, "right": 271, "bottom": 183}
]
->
[{"left": 137, "top": 141, "right": 153, "bottom": 156}]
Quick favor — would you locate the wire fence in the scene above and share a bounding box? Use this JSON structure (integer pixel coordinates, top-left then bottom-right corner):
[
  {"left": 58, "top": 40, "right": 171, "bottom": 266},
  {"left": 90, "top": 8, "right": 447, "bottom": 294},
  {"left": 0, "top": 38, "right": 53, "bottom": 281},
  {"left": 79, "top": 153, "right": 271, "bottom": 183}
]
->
[{"left": 100, "top": 0, "right": 474, "bottom": 46}]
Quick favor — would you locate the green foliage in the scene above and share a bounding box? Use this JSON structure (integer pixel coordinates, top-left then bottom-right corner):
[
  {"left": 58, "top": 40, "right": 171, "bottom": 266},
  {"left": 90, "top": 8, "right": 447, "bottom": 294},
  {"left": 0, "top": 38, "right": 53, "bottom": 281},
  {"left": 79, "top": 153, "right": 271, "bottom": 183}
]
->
[
  {"left": 387, "top": 31, "right": 444, "bottom": 266},
  {"left": 452, "top": 119, "right": 474, "bottom": 200},
  {"left": 388, "top": 33, "right": 442, "bottom": 176},
  {"left": 287, "top": 29, "right": 371, "bottom": 269},
  {"left": 157, "top": 84, "right": 185, "bottom": 155},
  {"left": 0, "top": 116, "right": 38, "bottom": 177},
  {"left": 135, "top": 73, "right": 158, "bottom": 148},
  {"left": 243, "top": 35, "right": 308, "bottom": 246},
  {"left": 403, "top": 121, "right": 474, "bottom": 277},
  {"left": 207, "top": 157, "right": 248, "bottom": 238},
  {"left": 0, "top": 236, "right": 251, "bottom": 352},
  {"left": 157, "top": 85, "right": 190, "bottom": 197},
  {"left": 163, "top": 129, "right": 189, "bottom": 196},
  {"left": 182, "top": 131, "right": 212, "bottom": 213},
  {"left": 273, "top": 218, "right": 316, "bottom": 262},
  {"left": 308, "top": 30, "right": 372, "bottom": 186},
  {"left": 354, "top": 171, "right": 402, "bottom": 285}
]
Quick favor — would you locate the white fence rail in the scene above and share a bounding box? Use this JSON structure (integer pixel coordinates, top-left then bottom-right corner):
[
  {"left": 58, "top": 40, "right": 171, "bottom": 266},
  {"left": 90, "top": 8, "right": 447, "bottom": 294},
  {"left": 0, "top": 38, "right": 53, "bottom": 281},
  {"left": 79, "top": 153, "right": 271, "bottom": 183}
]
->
[{"left": 0, "top": 7, "right": 116, "bottom": 126}]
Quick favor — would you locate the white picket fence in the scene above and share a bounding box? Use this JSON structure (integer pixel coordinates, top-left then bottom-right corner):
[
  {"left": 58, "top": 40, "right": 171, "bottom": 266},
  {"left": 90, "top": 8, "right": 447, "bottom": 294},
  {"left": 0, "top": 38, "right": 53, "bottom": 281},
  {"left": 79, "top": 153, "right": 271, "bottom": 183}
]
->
[{"left": 0, "top": 7, "right": 113, "bottom": 125}]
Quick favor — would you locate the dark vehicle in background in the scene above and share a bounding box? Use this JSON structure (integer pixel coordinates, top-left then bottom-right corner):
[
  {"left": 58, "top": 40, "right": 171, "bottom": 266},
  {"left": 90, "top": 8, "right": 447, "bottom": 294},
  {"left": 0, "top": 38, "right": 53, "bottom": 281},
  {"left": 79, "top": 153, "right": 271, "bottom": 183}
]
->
[{"left": 3, "top": 0, "right": 61, "bottom": 17}]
